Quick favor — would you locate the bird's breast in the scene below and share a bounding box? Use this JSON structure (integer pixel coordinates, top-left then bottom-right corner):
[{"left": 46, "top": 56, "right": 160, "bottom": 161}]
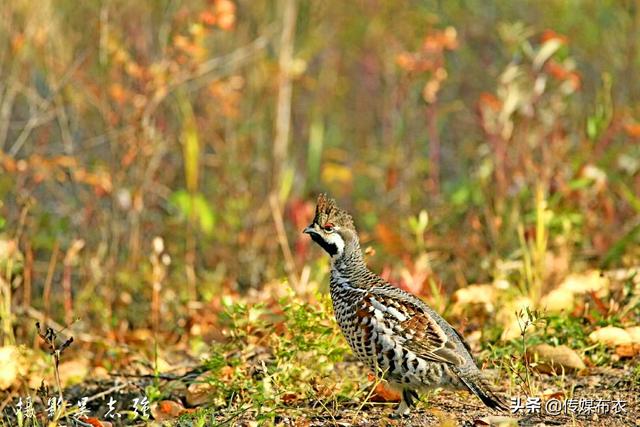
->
[{"left": 328, "top": 268, "right": 456, "bottom": 389}]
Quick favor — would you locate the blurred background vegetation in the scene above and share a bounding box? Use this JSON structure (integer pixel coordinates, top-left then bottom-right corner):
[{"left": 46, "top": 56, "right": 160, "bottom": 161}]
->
[{"left": 1, "top": 0, "right": 640, "bottom": 344}]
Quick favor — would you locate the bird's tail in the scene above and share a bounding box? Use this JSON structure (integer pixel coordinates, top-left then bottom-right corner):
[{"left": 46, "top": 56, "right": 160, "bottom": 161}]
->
[{"left": 458, "top": 369, "right": 509, "bottom": 411}]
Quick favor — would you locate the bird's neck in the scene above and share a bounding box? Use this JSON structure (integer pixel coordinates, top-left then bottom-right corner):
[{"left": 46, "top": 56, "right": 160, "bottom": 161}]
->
[{"left": 330, "top": 240, "right": 366, "bottom": 276}]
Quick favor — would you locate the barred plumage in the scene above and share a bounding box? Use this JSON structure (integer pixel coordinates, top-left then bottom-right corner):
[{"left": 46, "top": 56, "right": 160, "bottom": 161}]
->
[{"left": 304, "top": 194, "right": 508, "bottom": 417}]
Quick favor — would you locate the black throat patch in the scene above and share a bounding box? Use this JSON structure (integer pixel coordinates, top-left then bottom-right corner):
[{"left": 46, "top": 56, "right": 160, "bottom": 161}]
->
[{"left": 310, "top": 233, "right": 338, "bottom": 256}]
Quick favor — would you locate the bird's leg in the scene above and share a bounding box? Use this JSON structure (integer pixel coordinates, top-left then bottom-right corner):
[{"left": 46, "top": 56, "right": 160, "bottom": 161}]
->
[
  {"left": 391, "top": 389, "right": 418, "bottom": 418},
  {"left": 391, "top": 399, "right": 410, "bottom": 418},
  {"left": 405, "top": 389, "right": 419, "bottom": 407}
]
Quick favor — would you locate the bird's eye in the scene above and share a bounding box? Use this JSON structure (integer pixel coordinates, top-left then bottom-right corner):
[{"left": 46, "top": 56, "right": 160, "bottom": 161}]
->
[{"left": 323, "top": 223, "right": 334, "bottom": 232}]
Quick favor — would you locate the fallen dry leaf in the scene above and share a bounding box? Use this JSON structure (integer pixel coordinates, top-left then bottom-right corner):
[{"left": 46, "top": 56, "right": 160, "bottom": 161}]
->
[
  {"left": 79, "top": 417, "right": 109, "bottom": 427},
  {"left": 58, "top": 357, "right": 91, "bottom": 387},
  {"left": 541, "top": 270, "right": 610, "bottom": 313},
  {"left": 151, "top": 400, "right": 192, "bottom": 421},
  {"left": 282, "top": 392, "right": 299, "bottom": 405},
  {"left": 369, "top": 382, "right": 401, "bottom": 402},
  {"left": 614, "top": 344, "right": 640, "bottom": 358},
  {"left": 589, "top": 326, "right": 632, "bottom": 347},
  {"left": 475, "top": 415, "right": 519, "bottom": 426},
  {"left": 558, "top": 271, "right": 608, "bottom": 296},
  {"left": 542, "top": 390, "right": 566, "bottom": 400},
  {"left": 220, "top": 365, "right": 234, "bottom": 380},
  {"left": 367, "top": 373, "right": 400, "bottom": 402},
  {"left": 625, "top": 326, "right": 640, "bottom": 344},
  {"left": 497, "top": 297, "right": 534, "bottom": 341},
  {"left": 186, "top": 375, "right": 215, "bottom": 406},
  {"left": 429, "top": 408, "right": 458, "bottom": 427},
  {"left": 0, "top": 346, "right": 28, "bottom": 390},
  {"left": 540, "top": 288, "right": 575, "bottom": 313},
  {"left": 430, "top": 408, "right": 457, "bottom": 426},
  {"left": 452, "top": 284, "right": 497, "bottom": 315},
  {"left": 526, "top": 344, "right": 586, "bottom": 374}
]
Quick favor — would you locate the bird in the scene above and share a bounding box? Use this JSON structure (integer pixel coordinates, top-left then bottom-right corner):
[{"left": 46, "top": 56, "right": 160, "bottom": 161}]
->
[{"left": 303, "top": 193, "right": 509, "bottom": 417}]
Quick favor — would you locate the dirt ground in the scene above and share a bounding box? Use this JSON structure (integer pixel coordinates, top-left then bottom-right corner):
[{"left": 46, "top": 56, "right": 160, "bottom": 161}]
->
[
  {"left": 208, "top": 367, "right": 639, "bottom": 427},
  {"left": 2, "top": 366, "right": 637, "bottom": 426}
]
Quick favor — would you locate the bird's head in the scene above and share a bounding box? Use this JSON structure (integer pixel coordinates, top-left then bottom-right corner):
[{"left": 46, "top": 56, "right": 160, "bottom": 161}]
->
[{"left": 303, "top": 193, "right": 359, "bottom": 259}]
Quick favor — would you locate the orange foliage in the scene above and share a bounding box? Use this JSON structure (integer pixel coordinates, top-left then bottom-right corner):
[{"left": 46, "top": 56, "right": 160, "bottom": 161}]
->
[
  {"left": 79, "top": 417, "right": 108, "bottom": 427},
  {"left": 215, "top": 0, "right": 237, "bottom": 31},
  {"left": 375, "top": 223, "right": 404, "bottom": 257},
  {"left": 545, "top": 60, "right": 581, "bottom": 90},
  {"left": 367, "top": 373, "right": 401, "bottom": 402},
  {"left": 108, "top": 83, "right": 129, "bottom": 105},
  {"left": 396, "top": 26, "right": 458, "bottom": 103},
  {"left": 200, "top": 0, "right": 236, "bottom": 30},
  {"left": 199, "top": 10, "right": 217, "bottom": 26},
  {"left": 623, "top": 122, "right": 640, "bottom": 138},
  {"left": 540, "top": 29, "right": 568, "bottom": 45},
  {"left": 1, "top": 153, "right": 112, "bottom": 195},
  {"left": 11, "top": 33, "right": 25, "bottom": 53},
  {"left": 422, "top": 26, "right": 459, "bottom": 52}
]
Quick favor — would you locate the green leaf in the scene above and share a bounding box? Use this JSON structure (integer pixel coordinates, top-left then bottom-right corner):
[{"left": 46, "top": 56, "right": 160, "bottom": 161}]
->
[
  {"left": 568, "top": 177, "right": 593, "bottom": 190},
  {"left": 169, "top": 189, "right": 216, "bottom": 235},
  {"left": 177, "top": 91, "right": 200, "bottom": 193},
  {"left": 192, "top": 193, "right": 215, "bottom": 235},
  {"left": 586, "top": 117, "right": 598, "bottom": 140}
]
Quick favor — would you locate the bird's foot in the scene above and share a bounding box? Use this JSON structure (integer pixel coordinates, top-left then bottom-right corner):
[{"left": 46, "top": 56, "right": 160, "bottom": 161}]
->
[
  {"left": 390, "top": 389, "right": 419, "bottom": 418},
  {"left": 390, "top": 402, "right": 411, "bottom": 419}
]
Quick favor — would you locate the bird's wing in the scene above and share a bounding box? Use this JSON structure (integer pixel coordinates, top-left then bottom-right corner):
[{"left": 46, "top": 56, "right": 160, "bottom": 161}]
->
[{"left": 363, "top": 284, "right": 466, "bottom": 366}]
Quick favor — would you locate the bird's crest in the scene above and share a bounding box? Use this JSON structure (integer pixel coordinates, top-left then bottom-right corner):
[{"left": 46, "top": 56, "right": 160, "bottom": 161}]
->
[{"left": 313, "top": 193, "right": 355, "bottom": 230}]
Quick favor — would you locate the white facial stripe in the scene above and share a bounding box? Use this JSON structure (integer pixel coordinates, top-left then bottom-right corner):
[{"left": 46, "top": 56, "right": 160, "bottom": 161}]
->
[{"left": 325, "top": 232, "right": 345, "bottom": 257}]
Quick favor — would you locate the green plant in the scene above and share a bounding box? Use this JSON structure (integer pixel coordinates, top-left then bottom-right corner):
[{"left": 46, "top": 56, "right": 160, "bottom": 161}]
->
[
  {"left": 632, "top": 363, "right": 640, "bottom": 388},
  {"left": 407, "top": 209, "right": 429, "bottom": 252},
  {"left": 517, "top": 185, "right": 551, "bottom": 304},
  {"left": 500, "top": 308, "right": 547, "bottom": 397},
  {"left": 35, "top": 322, "right": 74, "bottom": 424},
  {"left": 195, "top": 292, "right": 355, "bottom": 420}
]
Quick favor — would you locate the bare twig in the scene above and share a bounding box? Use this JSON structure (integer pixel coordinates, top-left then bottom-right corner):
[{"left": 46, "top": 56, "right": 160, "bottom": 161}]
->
[
  {"left": 62, "top": 239, "right": 85, "bottom": 326},
  {"left": 23, "top": 241, "right": 33, "bottom": 308},
  {"left": 84, "top": 382, "right": 129, "bottom": 404},
  {"left": 36, "top": 321, "right": 74, "bottom": 404},
  {"left": 272, "top": 0, "right": 297, "bottom": 191},
  {"left": 352, "top": 367, "right": 390, "bottom": 424},
  {"left": 0, "top": 81, "right": 18, "bottom": 150},
  {"left": 8, "top": 52, "right": 88, "bottom": 156},
  {"left": 0, "top": 389, "right": 18, "bottom": 414},
  {"left": 16, "top": 305, "right": 113, "bottom": 345},
  {"left": 43, "top": 240, "right": 60, "bottom": 323},
  {"left": 142, "top": 29, "right": 275, "bottom": 129},
  {"left": 269, "top": 194, "right": 300, "bottom": 292}
]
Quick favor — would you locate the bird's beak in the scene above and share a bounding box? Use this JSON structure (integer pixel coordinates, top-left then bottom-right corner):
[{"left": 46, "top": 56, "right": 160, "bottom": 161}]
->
[{"left": 303, "top": 225, "right": 317, "bottom": 235}]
